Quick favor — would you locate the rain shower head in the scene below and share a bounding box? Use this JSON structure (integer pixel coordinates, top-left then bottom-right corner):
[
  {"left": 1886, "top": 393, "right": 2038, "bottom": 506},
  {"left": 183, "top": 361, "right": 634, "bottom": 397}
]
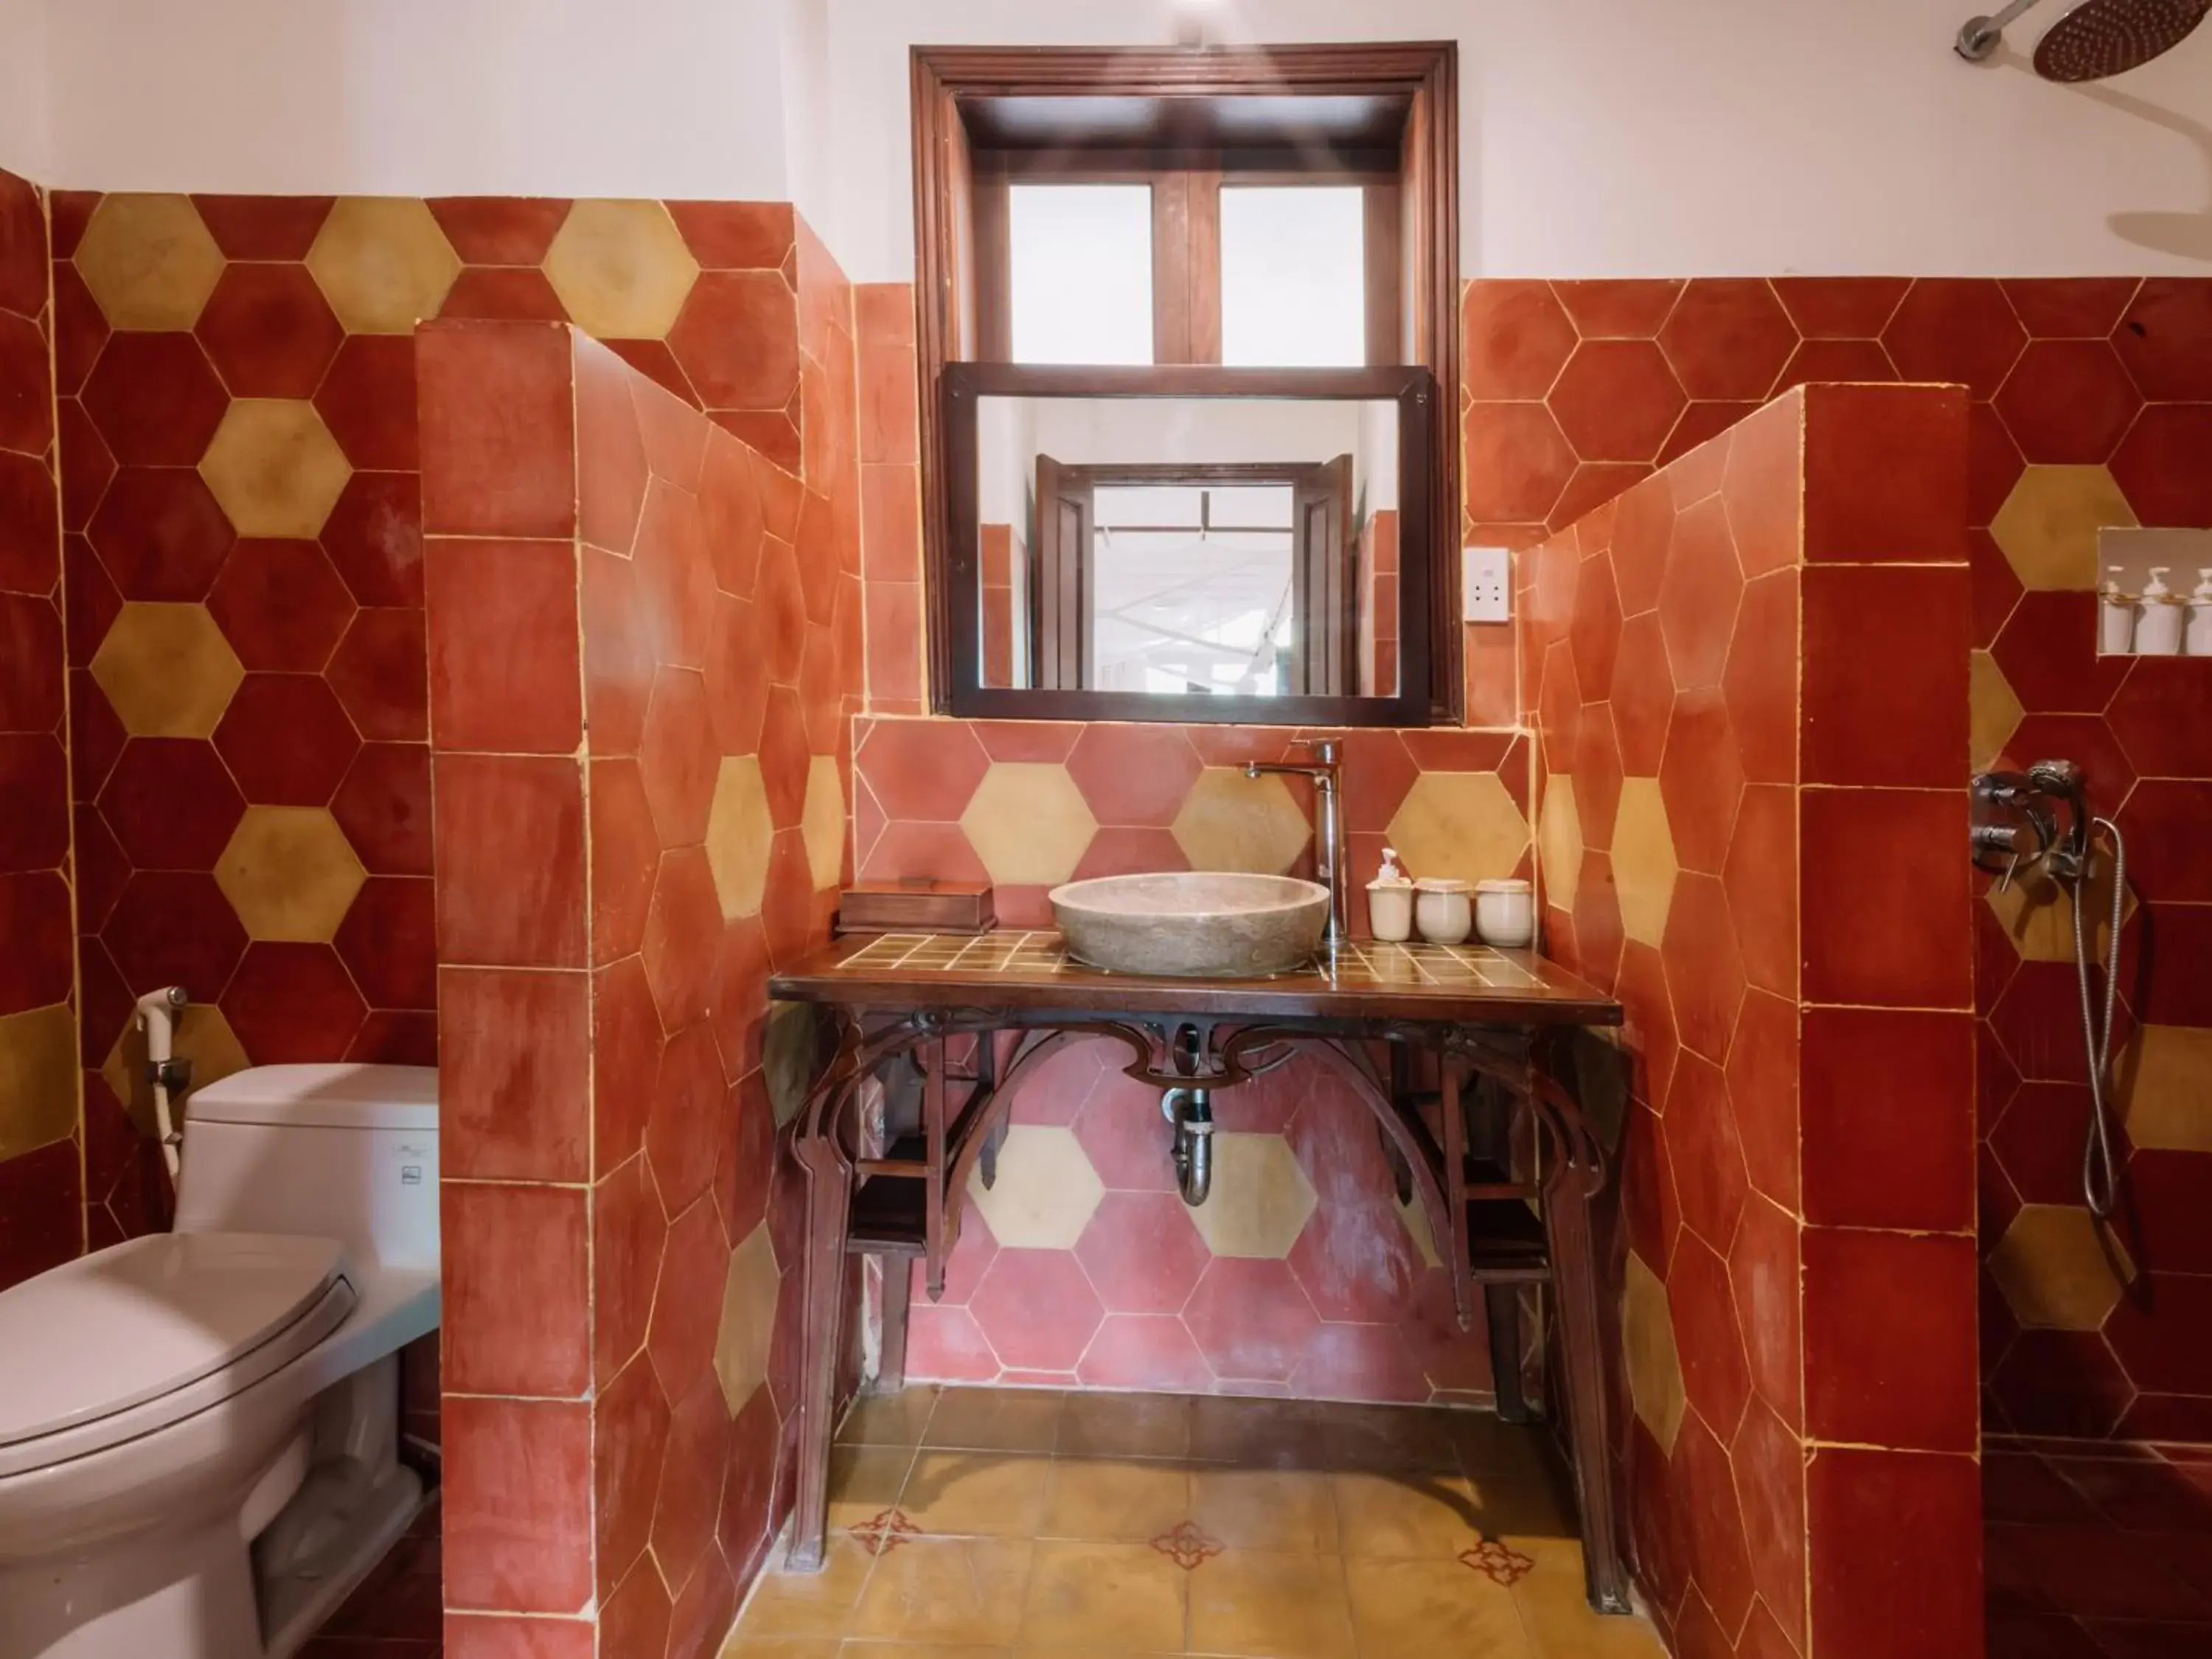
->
[{"left": 1955, "top": 0, "right": 2211, "bottom": 77}]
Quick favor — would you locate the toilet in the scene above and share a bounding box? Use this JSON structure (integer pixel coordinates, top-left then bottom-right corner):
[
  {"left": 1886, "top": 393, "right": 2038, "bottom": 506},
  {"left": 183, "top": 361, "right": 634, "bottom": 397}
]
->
[{"left": 0, "top": 1063, "right": 440, "bottom": 1659}]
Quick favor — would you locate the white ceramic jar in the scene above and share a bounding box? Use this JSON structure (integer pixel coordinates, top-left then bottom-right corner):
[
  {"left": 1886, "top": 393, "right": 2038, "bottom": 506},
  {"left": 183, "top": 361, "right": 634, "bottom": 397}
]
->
[
  {"left": 1475, "top": 878, "right": 1535, "bottom": 948},
  {"left": 1367, "top": 881, "right": 1414, "bottom": 942},
  {"left": 1413, "top": 878, "right": 1473, "bottom": 945}
]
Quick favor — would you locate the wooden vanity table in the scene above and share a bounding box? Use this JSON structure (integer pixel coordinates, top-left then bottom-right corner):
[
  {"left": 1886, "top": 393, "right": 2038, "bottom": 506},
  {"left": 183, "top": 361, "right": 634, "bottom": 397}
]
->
[{"left": 768, "top": 931, "right": 1630, "bottom": 1613}]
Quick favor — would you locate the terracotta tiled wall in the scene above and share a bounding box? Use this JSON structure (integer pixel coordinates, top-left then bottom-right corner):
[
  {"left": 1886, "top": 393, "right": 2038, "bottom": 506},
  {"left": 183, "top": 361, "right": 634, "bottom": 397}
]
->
[
  {"left": 1528, "top": 383, "right": 1982, "bottom": 1658},
  {"left": 0, "top": 164, "right": 82, "bottom": 1291},
  {"left": 422, "top": 316, "right": 857, "bottom": 1659}
]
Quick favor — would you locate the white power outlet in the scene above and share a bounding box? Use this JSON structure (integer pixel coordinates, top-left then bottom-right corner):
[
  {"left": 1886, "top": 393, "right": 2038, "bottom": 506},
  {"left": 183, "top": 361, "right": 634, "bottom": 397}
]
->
[{"left": 1463, "top": 546, "right": 1512, "bottom": 622}]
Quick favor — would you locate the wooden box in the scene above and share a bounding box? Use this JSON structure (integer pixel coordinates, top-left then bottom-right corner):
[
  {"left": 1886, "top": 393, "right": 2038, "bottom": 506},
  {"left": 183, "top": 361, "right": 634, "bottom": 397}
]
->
[{"left": 838, "top": 880, "right": 997, "bottom": 935}]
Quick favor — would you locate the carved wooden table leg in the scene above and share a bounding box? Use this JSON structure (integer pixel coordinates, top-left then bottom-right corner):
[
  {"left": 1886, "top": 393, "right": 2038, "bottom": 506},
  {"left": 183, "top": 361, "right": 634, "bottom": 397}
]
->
[
  {"left": 787, "top": 1127, "right": 852, "bottom": 1573},
  {"left": 1544, "top": 1156, "right": 1630, "bottom": 1613}
]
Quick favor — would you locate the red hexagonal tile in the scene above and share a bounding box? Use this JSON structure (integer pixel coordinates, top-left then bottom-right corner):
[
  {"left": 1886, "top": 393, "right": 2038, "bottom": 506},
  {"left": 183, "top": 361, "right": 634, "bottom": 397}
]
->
[
  {"left": 1572, "top": 849, "right": 1624, "bottom": 991},
  {"left": 1548, "top": 462, "right": 1649, "bottom": 536},
  {"left": 1661, "top": 874, "right": 1747, "bottom": 1067},
  {"left": 593, "top": 1345, "right": 670, "bottom": 1579},
  {"left": 1722, "top": 785, "right": 1797, "bottom": 1004},
  {"left": 1071, "top": 1071, "right": 1178, "bottom": 1194},
  {"left": 194, "top": 264, "right": 343, "bottom": 398},
  {"left": 1662, "top": 1050, "right": 1749, "bottom": 1253},
  {"left": 1725, "top": 989, "right": 1798, "bottom": 1213},
  {"left": 78, "top": 333, "right": 230, "bottom": 465},
  {"left": 1669, "top": 1229, "right": 1753, "bottom": 1438},
  {"left": 1464, "top": 402, "right": 1576, "bottom": 524},
  {"left": 0, "top": 451, "right": 58, "bottom": 597},
  {"left": 1568, "top": 552, "right": 1623, "bottom": 704},
  {"left": 2105, "top": 656, "right": 2212, "bottom": 779},
  {"left": 190, "top": 195, "right": 333, "bottom": 259},
  {"left": 636, "top": 668, "right": 717, "bottom": 847},
  {"left": 51, "top": 265, "right": 110, "bottom": 397},
  {"left": 2000, "top": 276, "right": 2140, "bottom": 339},
  {"left": 2112, "top": 277, "right": 2212, "bottom": 399},
  {"left": 331, "top": 875, "right": 434, "bottom": 1011},
  {"left": 331, "top": 742, "right": 432, "bottom": 877},
  {"left": 102, "top": 869, "right": 248, "bottom": 997},
  {"left": 1989, "top": 1330, "right": 2132, "bottom": 1438},
  {"left": 205, "top": 538, "right": 356, "bottom": 672},
  {"left": 1728, "top": 1189, "right": 1801, "bottom": 1430},
  {"left": 642, "top": 847, "right": 722, "bottom": 1030},
  {"left": 2119, "top": 776, "right": 2212, "bottom": 906},
  {"left": 1773, "top": 338, "right": 1896, "bottom": 394},
  {"left": 1991, "top": 959, "right": 2118, "bottom": 1087},
  {"left": 1994, "top": 341, "right": 2142, "bottom": 464},
  {"left": 758, "top": 828, "right": 815, "bottom": 970},
  {"left": 1731, "top": 1399, "right": 1808, "bottom": 1646},
  {"left": 1658, "top": 279, "right": 1798, "bottom": 403},
  {"left": 2100, "top": 1273, "right": 2212, "bottom": 1399},
  {"left": 213, "top": 673, "right": 362, "bottom": 806},
  {"left": 1283, "top": 1068, "right": 1397, "bottom": 1204},
  {"left": 97, "top": 737, "right": 246, "bottom": 870},
  {"left": 1071, "top": 1191, "right": 1209, "bottom": 1315},
  {"left": 71, "top": 804, "right": 128, "bottom": 933},
  {"left": 1551, "top": 279, "right": 1683, "bottom": 339},
  {"left": 1988, "top": 1081, "right": 2098, "bottom": 1206},
  {"left": 1770, "top": 276, "right": 1909, "bottom": 338},
  {"left": 327, "top": 608, "right": 428, "bottom": 742},
  {"left": 854, "top": 717, "right": 990, "bottom": 823},
  {"left": 1722, "top": 571, "right": 1798, "bottom": 787},
  {"left": 904, "top": 1301, "right": 998, "bottom": 1382},
  {"left": 757, "top": 685, "right": 809, "bottom": 831},
  {"left": 1288, "top": 1200, "right": 1424, "bottom": 1324},
  {"left": 967, "top": 1248, "right": 1106, "bottom": 1372},
  {"left": 1549, "top": 340, "right": 1688, "bottom": 464},
  {"left": 313, "top": 335, "right": 419, "bottom": 471},
  {"left": 223, "top": 941, "right": 369, "bottom": 1062},
  {"left": 1463, "top": 280, "right": 1578, "bottom": 400},
  {"left": 633, "top": 480, "right": 717, "bottom": 672},
  {"left": 667, "top": 271, "right": 801, "bottom": 410},
  {"left": 654, "top": 1374, "right": 733, "bottom": 1593},
  {"left": 1672, "top": 1409, "right": 1758, "bottom": 1634},
  {"left": 2003, "top": 712, "right": 2135, "bottom": 821},
  {"left": 0, "top": 869, "right": 72, "bottom": 1017},
  {"left": 65, "top": 672, "right": 123, "bottom": 798},
  {"left": 1658, "top": 688, "right": 1743, "bottom": 877},
  {"left": 754, "top": 534, "right": 806, "bottom": 686},
  {"left": 88, "top": 467, "right": 237, "bottom": 601},
  {"left": 2110, "top": 404, "right": 2212, "bottom": 528},
  {"left": 58, "top": 400, "right": 114, "bottom": 536},
  {"left": 1657, "top": 495, "right": 1743, "bottom": 692},
  {"left": 1074, "top": 1314, "right": 1211, "bottom": 1391},
  {"left": 1065, "top": 723, "right": 1203, "bottom": 829},
  {"left": 647, "top": 1198, "right": 728, "bottom": 1401},
  {"left": 1294, "top": 1322, "right": 1429, "bottom": 1405},
  {"left": 1881, "top": 278, "right": 2028, "bottom": 399},
  {"left": 1991, "top": 592, "right": 2128, "bottom": 717},
  {"left": 647, "top": 1021, "right": 727, "bottom": 1218},
  {"left": 1182, "top": 1256, "right": 1322, "bottom": 1384},
  {"left": 1572, "top": 706, "right": 1624, "bottom": 852},
  {"left": 319, "top": 471, "right": 423, "bottom": 608},
  {"left": 1610, "top": 472, "right": 1674, "bottom": 618}
]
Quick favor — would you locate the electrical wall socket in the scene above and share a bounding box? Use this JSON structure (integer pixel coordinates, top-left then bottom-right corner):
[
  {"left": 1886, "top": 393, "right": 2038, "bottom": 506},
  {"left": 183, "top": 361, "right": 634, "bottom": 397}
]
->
[{"left": 1463, "top": 546, "right": 1511, "bottom": 622}]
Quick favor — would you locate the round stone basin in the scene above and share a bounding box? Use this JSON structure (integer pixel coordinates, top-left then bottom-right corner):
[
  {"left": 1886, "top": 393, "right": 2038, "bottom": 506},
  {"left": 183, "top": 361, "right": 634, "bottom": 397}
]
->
[{"left": 1048, "top": 872, "right": 1330, "bottom": 978}]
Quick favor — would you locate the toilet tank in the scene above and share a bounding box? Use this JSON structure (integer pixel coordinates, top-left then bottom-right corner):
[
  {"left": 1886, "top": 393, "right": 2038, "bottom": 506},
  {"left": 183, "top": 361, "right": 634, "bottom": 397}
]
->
[{"left": 173, "top": 1064, "right": 439, "bottom": 1271}]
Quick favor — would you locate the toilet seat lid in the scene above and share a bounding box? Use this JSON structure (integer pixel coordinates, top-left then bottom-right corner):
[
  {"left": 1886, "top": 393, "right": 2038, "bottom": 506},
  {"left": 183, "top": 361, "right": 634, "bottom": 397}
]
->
[{"left": 0, "top": 1231, "right": 349, "bottom": 1447}]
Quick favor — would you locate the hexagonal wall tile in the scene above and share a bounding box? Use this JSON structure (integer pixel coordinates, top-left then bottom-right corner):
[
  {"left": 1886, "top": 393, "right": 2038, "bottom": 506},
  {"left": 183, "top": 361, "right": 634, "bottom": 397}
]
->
[
  {"left": 88, "top": 602, "right": 245, "bottom": 737},
  {"left": 1970, "top": 650, "right": 2024, "bottom": 772},
  {"left": 2123, "top": 1025, "right": 2212, "bottom": 1152},
  {"left": 305, "top": 198, "right": 462, "bottom": 334},
  {"left": 1537, "top": 776, "right": 1582, "bottom": 915},
  {"left": 214, "top": 805, "right": 368, "bottom": 942},
  {"left": 1186, "top": 1133, "right": 1318, "bottom": 1259},
  {"left": 1170, "top": 768, "right": 1310, "bottom": 875},
  {"left": 1621, "top": 1251, "right": 1686, "bottom": 1453},
  {"left": 1385, "top": 773, "right": 1528, "bottom": 884},
  {"left": 1989, "top": 466, "right": 2135, "bottom": 592},
  {"left": 73, "top": 193, "right": 225, "bottom": 330},
  {"left": 1612, "top": 777, "right": 1678, "bottom": 948},
  {"left": 545, "top": 201, "right": 701, "bottom": 339},
  {"left": 801, "top": 756, "right": 845, "bottom": 892},
  {"left": 0, "top": 1004, "right": 79, "bottom": 1161},
  {"left": 704, "top": 756, "right": 773, "bottom": 921},
  {"left": 98, "top": 1003, "right": 250, "bottom": 1138},
  {"left": 200, "top": 400, "right": 353, "bottom": 538},
  {"left": 960, "top": 762, "right": 1098, "bottom": 886},
  {"left": 1988, "top": 1203, "right": 2132, "bottom": 1331},
  {"left": 714, "top": 1221, "right": 780, "bottom": 1415},
  {"left": 963, "top": 1125, "right": 1104, "bottom": 1250},
  {"left": 1983, "top": 866, "right": 2129, "bottom": 964}
]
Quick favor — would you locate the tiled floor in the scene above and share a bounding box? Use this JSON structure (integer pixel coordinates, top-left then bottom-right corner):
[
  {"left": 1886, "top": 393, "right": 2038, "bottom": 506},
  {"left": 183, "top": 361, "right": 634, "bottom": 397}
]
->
[
  {"left": 723, "top": 1386, "right": 1667, "bottom": 1658},
  {"left": 297, "top": 1492, "right": 443, "bottom": 1658},
  {"left": 1985, "top": 1438, "right": 2212, "bottom": 1658}
]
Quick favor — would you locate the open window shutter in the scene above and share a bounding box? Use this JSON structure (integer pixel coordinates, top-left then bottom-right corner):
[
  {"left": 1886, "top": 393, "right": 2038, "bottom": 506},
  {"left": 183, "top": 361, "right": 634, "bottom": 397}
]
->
[
  {"left": 1292, "top": 456, "right": 1354, "bottom": 695},
  {"left": 1033, "top": 455, "right": 1093, "bottom": 690}
]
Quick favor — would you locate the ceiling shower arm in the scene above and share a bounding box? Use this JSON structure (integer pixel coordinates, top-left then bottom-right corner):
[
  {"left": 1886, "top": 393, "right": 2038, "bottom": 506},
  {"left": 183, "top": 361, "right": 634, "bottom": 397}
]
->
[{"left": 1957, "top": 0, "right": 2049, "bottom": 58}]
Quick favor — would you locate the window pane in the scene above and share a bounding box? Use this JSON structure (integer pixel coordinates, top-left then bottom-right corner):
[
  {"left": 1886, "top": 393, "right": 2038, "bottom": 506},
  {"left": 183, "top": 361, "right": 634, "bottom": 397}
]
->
[
  {"left": 1220, "top": 186, "right": 1366, "bottom": 368},
  {"left": 1009, "top": 184, "right": 1154, "bottom": 365}
]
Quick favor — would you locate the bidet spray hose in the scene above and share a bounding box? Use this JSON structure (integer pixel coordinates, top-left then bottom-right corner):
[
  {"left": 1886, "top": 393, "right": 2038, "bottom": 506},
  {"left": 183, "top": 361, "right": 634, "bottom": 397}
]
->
[{"left": 2075, "top": 819, "right": 2126, "bottom": 1219}]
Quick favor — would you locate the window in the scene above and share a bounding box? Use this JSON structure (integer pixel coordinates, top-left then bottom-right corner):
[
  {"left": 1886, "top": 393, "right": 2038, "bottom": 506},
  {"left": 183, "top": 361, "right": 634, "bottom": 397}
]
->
[
  {"left": 1219, "top": 187, "right": 1368, "bottom": 367},
  {"left": 1007, "top": 185, "right": 1155, "bottom": 365}
]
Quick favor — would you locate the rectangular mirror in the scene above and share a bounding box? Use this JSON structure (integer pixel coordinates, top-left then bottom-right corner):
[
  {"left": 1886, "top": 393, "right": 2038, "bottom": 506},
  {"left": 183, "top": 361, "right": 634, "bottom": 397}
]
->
[{"left": 942, "top": 365, "right": 1433, "bottom": 725}]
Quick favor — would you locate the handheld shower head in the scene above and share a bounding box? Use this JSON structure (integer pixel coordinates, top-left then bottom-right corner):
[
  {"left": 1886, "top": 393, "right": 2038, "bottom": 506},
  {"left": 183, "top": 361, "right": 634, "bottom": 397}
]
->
[{"left": 2035, "top": 0, "right": 2211, "bottom": 77}]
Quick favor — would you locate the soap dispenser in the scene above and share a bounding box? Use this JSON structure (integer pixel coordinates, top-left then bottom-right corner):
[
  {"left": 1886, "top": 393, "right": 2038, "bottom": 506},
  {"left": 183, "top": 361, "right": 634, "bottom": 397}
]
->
[
  {"left": 2189, "top": 568, "right": 2212, "bottom": 657},
  {"left": 2099, "top": 565, "right": 2138, "bottom": 656},
  {"left": 1366, "top": 846, "right": 1414, "bottom": 942},
  {"left": 2138, "top": 567, "right": 2185, "bottom": 655}
]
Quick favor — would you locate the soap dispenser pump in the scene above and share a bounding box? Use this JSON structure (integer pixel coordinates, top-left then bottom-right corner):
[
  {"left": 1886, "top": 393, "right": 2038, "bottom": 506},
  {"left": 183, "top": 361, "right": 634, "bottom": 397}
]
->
[
  {"left": 1366, "top": 846, "right": 1414, "bottom": 943},
  {"left": 2138, "top": 566, "right": 2185, "bottom": 655},
  {"left": 2100, "top": 565, "right": 2138, "bottom": 656}
]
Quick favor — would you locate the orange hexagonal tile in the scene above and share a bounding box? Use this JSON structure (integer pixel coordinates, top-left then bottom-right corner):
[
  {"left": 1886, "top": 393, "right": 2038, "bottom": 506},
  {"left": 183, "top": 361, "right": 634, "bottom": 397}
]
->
[
  {"left": 667, "top": 271, "right": 801, "bottom": 411},
  {"left": 647, "top": 1021, "right": 727, "bottom": 1217},
  {"left": 1464, "top": 402, "right": 1576, "bottom": 525},
  {"left": 1661, "top": 874, "right": 1747, "bottom": 1066},
  {"left": 855, "top": 717, "right": 990, "bottom": 823},
  {"left": 636, "top": 668, "right": 717, "bottom": 848},
  {"left": 1719, "top": 571, "right": 1795, "bottom": 787},
  {"left": 1994, "top": 340, "right": 2142, "bottom": 465},
  {"left": 1880, "top": 278, "right": 2027, "bottom": 399},
  {"left": 88, "top": 468, "right": 237, "bottom": 602},
  {"left": 206, "top": 538, "right": 355, "bottom": 672},
  {"left": 1658, "top": 688, "right": 1744, "bottom": 877},
  {"left": 641, "top": 847, "right": 722, "bottom": 1032},
  {"left": 195, "top": 264, "right": 344, "bottom": 399},
  {"left": 1463, "top": 280, "right": 1578, "bottom": 400},
  {"left": 1568, "top": 550, "right": 1623, "bottom": 703},
  {"left": 1571, "top": 709, "right": 1624, "bottom": 852},
  {"left": 80, "top": 333, "right": 231, "bottom": 466},
  {"left": 1657, "top": 279, "right": 1797, "bottom": 403},
  {"left": 1065, "top": 723, "right": 1203, "bottom": 830},
  {"left": 1553, "top": 279, "right": 1684, "bottom": 338},
  {"left": 1610, "top": 472, "right": 1674, "bottom": 618},
  {"left": 1657, "top": 495, "right": 1744, "bottom": 692},
  {"left": 1550, "top": 339, "right": 1687, "bottom": 464}
]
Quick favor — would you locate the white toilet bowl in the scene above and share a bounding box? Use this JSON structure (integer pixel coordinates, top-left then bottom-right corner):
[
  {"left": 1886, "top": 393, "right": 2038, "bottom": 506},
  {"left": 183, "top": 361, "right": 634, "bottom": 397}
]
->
[{"left": 0, "top": 1064, "right": 440, "bottom": 1659}]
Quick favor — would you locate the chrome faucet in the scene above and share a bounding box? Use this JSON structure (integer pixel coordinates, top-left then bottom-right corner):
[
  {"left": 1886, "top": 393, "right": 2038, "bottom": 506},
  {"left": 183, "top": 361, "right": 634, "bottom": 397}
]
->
[{"left": 1245, "top": 738, "right": 1347, "bottom": 948}]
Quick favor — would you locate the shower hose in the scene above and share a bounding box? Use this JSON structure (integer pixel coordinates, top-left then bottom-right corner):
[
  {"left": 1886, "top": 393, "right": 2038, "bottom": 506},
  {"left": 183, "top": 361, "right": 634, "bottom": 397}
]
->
[{"left": 2074, "top": 818, "right": 2127, "bottom": 1219}]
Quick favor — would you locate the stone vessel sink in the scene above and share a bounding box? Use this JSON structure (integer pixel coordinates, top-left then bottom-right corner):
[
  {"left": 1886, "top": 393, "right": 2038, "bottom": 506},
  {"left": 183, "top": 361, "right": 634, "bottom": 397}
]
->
[{"left": 1048, "top": 872, "right": 1330, "bottom": 978}]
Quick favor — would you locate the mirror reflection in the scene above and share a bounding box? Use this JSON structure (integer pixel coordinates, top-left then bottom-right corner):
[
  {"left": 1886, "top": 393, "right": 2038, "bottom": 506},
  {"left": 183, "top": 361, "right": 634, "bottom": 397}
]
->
[{"left": 975, "top": 396, "right": 1400, "bottom": 699}]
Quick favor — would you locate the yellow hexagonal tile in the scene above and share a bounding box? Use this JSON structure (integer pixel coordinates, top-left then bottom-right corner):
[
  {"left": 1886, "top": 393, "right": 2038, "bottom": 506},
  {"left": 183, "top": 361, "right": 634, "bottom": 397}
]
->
[
  {"left": 1971, "top": 650, "right": 2024, "bottom": 773},
  {"left": 1171, "top": 768, "right": 1311, "bottom": 875},
  {"left": 1537, "top": 775, "right": 1583, "bottom": 916},
  {"left": 960, "top": 762, "right": 1098, "bottom": 886},
  {"left": 215, "top": 807, "right": 368, "bottom": 942},
  {"left": 0, "top": 1004, "right": 79, "bottom": 1161},
  {"left": 714, "top": 1220, "right": 782, "bottom": 1416},
  {"left": 1621, "top": 1251, "right": 1685, "bottom": 1453},
  {"left": 964, "top": 1124, "right": 1105, "bottom": 1249},
  {"left": 2123, "top": 1024, "right": 2212, "bottom": 1152},
  {"left": 1612, "top": 778, "right": 1678, "bottom": 948},
  {"left": 1990, "top": 466, "right": 2137, "bottom": 593},
  {"left": 1988, "top": 1203, "right": 2132, "bottom": 1331},
  {"left": 73, "top": 193, "right": 224, "bottom": 330},
  {"left": 705, "top": 756, "right": 774, "bottom": 919},
  {"left": 543, "top": 200, "right": 700, "bottom": 340},
  {"left": 1983, "top": 865, "right": 2132, "bottom": 964},
  {"left": 200, "top": 400, "right": 353, "bottom": 538},
  {"left": 88, "top": 602, "right": 244, "bottom": 737},
  {"left": 305, "top": 198, "right": 462, "bottom": 334},
  {"left": 802, "top": 756, "right": 846, "bottom": 893},
  {"left": 1187, "top": 1132, "right": 1318, "bottom": 1259},
  {"left": 1385, "top": 772, "right": 1528, "bottom": 886},
  {"left": 100, "top": 1004, "right": 251, "bottom": 1140}
]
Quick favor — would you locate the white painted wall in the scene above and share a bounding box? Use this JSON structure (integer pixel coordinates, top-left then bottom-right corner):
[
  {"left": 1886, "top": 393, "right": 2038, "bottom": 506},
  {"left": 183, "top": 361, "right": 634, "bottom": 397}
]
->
[
  {"left": 0, "top": 0, "right": 49, "bottom": 181},
  {"left": 822, "top": 0, "right": 2212, "bottom": 279}
]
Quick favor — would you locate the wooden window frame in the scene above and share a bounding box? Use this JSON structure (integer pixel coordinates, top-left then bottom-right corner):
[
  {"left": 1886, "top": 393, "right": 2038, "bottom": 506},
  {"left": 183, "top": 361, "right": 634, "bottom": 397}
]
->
[{"left": 913, "top": 41, "right": 1461, "bottom": 723}]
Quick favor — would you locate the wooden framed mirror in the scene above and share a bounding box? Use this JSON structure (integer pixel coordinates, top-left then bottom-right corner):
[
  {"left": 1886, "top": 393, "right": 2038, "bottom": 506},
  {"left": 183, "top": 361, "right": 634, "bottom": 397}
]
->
[{"left": 941, "top": 362, "right": 1436, "bottom": 726}]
